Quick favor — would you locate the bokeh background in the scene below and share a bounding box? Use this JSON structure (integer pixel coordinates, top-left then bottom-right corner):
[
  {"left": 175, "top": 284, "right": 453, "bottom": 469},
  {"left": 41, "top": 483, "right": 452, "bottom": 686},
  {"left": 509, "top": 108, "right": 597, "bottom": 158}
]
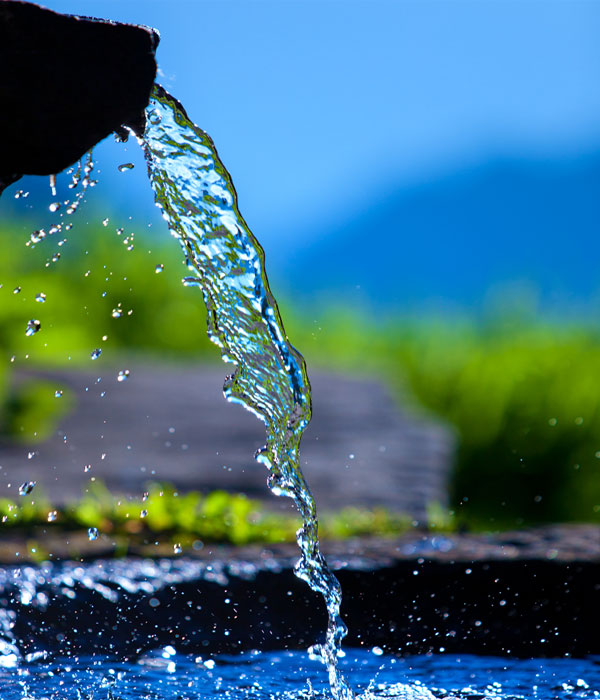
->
[{"left": 1, "top": 0, "right": 599, "bottom": 530}]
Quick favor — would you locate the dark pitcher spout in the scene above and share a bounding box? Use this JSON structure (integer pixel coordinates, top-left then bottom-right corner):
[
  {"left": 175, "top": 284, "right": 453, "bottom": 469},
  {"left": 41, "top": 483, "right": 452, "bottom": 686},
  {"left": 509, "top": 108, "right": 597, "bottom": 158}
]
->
[{"left": 0, "top": 0, "right": 159, "bottom": 195}]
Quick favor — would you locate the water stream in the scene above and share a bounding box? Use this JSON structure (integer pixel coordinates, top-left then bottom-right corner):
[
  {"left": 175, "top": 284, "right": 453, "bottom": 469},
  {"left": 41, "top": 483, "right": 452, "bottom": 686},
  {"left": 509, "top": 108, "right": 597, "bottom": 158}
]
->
[
  {"left": 141, "top": 84, "right": 353, "bottom": 700},
  {"left": 4, "top": 85, "right": 598, "bottom": 700}
]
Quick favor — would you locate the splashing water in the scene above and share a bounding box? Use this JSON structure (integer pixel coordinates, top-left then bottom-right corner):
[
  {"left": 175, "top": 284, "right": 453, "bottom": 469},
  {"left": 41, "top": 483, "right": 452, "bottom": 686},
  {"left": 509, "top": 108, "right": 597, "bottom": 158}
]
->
[{"left": 141, "top": 85, "right": 353, "bottom": 700}]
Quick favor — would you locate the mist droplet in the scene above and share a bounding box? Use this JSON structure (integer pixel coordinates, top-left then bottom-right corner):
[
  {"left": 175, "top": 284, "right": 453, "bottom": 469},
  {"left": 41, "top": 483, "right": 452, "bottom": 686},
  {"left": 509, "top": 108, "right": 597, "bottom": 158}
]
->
[
  {"left": 118, "top": 163, "right": 135, "bottom": 172},
  {"left": 173, "top": 543, "right": 182, "bottom": 554},
  {"left": 30, "top": 230, "right": 46, "bottom": 244},
  {"left": 35, "top": 292, "right": 46, "bottom": 303},
  {"left": 19, "top": 481, "right": 36, "bottom": 496},
  {"left": 25, "top": 319, "right": 41, "bottom": 336},
  {"left": 117, "top": 369, "right": 130, "bottom": 382},
  {"left": 88, "top": 527, "right": 99, "bottom": 541},
  {"left": 91, "top": 348, "right": 102, "bottom": 360},
  {"left": 47, "top": 510, "right": 57, "bottom": 522}
]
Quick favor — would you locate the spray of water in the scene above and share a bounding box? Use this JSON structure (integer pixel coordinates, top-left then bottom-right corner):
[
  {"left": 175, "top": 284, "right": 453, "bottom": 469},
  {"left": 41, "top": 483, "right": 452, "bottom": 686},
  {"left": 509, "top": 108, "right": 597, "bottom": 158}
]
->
[{"left": 141, "top": 84, "right": 354, "bottom": 700}]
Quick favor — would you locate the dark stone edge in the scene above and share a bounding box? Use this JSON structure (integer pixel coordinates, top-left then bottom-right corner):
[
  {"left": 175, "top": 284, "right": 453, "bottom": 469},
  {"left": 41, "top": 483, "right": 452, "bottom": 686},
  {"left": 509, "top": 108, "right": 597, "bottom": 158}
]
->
[{"left": 2, "top": 529, "right": 598, "bottom": 660}]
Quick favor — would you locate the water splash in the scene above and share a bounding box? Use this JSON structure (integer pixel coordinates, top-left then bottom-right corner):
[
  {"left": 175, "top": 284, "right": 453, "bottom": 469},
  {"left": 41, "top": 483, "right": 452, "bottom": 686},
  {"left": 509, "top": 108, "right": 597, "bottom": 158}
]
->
[
  {"left": 141, "top": 84, "right": 353, "bottom": 700},
  {"left": 18, "top": 481, "right": 36, "bottom": 496},
  {"left": 25, "top": 319, "right": 41, "bottom": 336}
]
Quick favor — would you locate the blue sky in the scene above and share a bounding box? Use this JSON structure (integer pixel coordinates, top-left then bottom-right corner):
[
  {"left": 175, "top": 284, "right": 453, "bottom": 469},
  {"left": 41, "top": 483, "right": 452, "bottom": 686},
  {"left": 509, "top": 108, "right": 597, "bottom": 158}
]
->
[{"left": 11, "top": 1, "right": 600, "bottom": 309}]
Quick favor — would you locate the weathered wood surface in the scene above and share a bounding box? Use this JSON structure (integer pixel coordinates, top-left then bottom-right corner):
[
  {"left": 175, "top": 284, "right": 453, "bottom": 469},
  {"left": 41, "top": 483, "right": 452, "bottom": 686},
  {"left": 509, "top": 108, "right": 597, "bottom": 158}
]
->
[{"left": 0, "top": 364, "right": 455, "bottom": 519}]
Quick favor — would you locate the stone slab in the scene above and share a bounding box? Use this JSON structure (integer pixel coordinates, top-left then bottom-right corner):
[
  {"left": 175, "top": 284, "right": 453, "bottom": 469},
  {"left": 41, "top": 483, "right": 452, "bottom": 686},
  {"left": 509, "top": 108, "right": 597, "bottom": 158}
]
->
[
  {"left": 0, "top": 527, "right": 597, "bottom": 660},
  {"left": 0, "top": 364, "right": 455, "bottom": 520}
]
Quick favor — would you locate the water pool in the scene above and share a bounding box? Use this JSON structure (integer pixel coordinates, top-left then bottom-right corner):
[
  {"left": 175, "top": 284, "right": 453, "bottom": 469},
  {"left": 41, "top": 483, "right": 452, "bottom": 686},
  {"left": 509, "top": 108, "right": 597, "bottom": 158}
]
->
[{"left": 6, "top": 649, "right": 599, "bottom": 699}]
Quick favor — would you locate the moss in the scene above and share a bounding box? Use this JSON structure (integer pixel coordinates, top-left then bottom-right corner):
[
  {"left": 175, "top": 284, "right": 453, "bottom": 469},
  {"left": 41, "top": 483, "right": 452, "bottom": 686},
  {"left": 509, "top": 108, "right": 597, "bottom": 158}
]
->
[{"left": 0, "top": 481, "right": 417, "bottom": 546}]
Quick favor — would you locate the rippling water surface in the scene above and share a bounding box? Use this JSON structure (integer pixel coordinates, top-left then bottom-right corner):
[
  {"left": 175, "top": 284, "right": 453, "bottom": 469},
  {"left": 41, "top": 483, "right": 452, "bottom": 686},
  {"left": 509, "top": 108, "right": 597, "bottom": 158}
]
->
[{"left": 5, "top": 650, "right": 599, "bottom": 699}]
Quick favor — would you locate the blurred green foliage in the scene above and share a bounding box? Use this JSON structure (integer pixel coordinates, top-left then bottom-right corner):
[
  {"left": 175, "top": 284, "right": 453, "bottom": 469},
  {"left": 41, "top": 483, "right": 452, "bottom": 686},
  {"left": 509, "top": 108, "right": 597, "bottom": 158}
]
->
[
  {"left": 1, "top": 221, "right": 599, "bottom": 528},
  {"left": 289, "top": 311, "right": 600, "bottom": 527},
  {"left": 0, "top": 219, "right": 214, "bottom": 440},
  {"left": 0, "top": 221, "right": 213, "bottom": 363},
  {"left": 0, "top": 481, "right": 411, "bottom": 546}
]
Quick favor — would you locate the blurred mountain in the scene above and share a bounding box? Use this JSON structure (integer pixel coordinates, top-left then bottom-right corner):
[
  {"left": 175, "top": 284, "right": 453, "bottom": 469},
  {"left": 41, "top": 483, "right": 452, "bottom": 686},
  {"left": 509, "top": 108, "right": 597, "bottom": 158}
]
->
[{"left": 273, "top": 151, "right": 600, "bottom": 311}]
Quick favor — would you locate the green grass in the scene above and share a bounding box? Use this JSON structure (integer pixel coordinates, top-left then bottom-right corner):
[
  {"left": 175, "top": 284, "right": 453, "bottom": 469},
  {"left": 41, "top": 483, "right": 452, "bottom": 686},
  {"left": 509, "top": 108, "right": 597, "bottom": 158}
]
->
[{"left": 0, "top": 481, "right": 413, "bottom": 547}]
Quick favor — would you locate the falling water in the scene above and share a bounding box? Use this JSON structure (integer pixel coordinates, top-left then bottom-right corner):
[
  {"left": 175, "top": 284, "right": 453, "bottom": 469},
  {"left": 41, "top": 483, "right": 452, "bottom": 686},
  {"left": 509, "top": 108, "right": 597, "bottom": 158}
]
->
[{"left": 141, "top": 85, "right": 354, "bottom": 700}]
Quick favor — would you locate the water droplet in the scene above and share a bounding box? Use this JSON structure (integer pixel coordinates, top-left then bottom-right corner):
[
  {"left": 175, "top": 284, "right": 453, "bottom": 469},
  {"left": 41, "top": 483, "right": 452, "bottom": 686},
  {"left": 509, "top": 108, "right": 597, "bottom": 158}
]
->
[
  {"left": 111, "top": 307, "right": 122, "bottom": 318},
  {"left": 173, "top": 543, "right": 182, "bottom": 554},
  {"left": 13, "top": 286, "right": 21, "bottom": 294},
  {"left": 140, "top": 509, "right": 148, "bottom": 518},
  {"left": 49, "top": 202, "right": 60, "bottom": 212},
  {"left": 47, "top": 510, "right": 57, "bottom": 522},
  {"left": 27, "top": 451, "right": 35, "bottom": 459},
  {"left": 88, "top": 527, "right": 99, "bottom": 541},
  {"left": 118, "top": 162, "right": 135, "bottom": 172},
  {"left": 117, "top": 369, "right": 130, "bottom": 382},
  {"left": 19, "top": 481, "right": 36, "bottom": 496},
  {"left": 54, "top": 389, "right": 63, "bottom": 398},
  {"left": 25, "top": 319, "right": 41, "bottom": 336},
  {"left": 30, "top": 230, "right": 46, "bottom": 244},
  {"left": 142, "top": 491, "right": 149, "bottom": 501},
  {"left": 49, "top": 173, "right": 57, "bottom": 196},
  {"left": 155, "top": 263, "right": 164, "bottom": 273},
  {"left": 91, "top": 348, "right": 102, "bottom": 360},
  {"left": 102, "top": 218, "right": 109, "bottom": 227},
  {"left": 35, "top": 292, "right": 46, "bottom": 303},
  {"left": 84, "top": 464, "right": 92, "bottom": 473}
]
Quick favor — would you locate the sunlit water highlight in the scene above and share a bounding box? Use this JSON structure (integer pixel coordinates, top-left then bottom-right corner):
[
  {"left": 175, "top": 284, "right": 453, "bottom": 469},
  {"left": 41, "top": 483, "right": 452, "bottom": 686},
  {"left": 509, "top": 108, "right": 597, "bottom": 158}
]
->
[
  {"left": 5, "top": 650, "right": 599, "bottom": 699},
  {"left": 141, "top": 85, "right": 351, "bottom": 699}
]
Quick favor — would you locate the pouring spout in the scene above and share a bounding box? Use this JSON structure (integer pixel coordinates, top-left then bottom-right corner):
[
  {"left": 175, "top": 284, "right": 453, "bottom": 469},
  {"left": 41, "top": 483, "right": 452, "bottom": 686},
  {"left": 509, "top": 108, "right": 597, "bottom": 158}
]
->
[{"left": 0, "top": 0, "right": 159, "bottom": 195}]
